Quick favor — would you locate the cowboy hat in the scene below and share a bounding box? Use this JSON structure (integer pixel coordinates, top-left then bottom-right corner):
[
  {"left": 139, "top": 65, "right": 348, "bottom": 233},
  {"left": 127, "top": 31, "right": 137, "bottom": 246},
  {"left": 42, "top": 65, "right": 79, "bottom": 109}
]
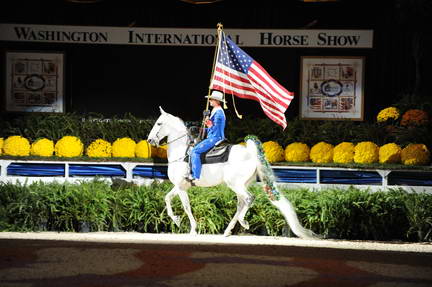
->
[{"left": 205, "top": 90, "right": 226, "bottom": 103}]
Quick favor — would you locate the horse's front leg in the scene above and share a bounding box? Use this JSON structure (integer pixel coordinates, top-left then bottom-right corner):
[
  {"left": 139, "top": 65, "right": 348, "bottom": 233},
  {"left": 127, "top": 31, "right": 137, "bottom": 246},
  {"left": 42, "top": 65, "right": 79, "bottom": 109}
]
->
[
  {"left": 165, "top": 186, "right": 181, "bottom": 227},
  {"left": 176, "top": 187, "right": 197, "bottom": 235}
]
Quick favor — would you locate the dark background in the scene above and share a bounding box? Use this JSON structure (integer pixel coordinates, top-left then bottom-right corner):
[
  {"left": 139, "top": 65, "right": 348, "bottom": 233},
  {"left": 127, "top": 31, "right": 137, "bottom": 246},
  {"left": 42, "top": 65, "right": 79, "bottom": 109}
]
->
[{"left": 1, "top": 0, "right": 431, "bottom": 122}]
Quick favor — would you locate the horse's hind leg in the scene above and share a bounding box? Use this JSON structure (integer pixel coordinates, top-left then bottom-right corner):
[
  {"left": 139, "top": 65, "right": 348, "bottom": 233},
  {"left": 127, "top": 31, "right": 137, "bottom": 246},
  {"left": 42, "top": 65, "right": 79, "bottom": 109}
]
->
[
  {"left": 238, "top": 190, "right": 254, "bottom": 229},
  {"left": 176, "top": 187, "right": 198, "bottom": 235},
  {"left": 223, "top": 184, "right": 254, "bottom": 237},
  {"left": 223, "top": 197, "right": 244, "bottom": 237},
  {"left": 165, "top": 186, "right": 181, "bottom": 227}
]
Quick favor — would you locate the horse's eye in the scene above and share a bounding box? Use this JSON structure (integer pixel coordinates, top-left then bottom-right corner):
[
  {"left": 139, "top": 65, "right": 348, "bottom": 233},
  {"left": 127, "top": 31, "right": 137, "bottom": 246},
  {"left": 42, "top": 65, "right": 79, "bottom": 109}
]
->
[{"left": 157, "top": 123, "right": 162, "bottom": 126}]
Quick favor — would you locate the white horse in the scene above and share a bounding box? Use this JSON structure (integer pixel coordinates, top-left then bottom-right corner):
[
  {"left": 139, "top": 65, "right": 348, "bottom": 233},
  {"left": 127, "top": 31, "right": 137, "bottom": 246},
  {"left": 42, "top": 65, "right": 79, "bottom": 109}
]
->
[{"left": 147, "top": 107, "right": 319, "bottom": 239}]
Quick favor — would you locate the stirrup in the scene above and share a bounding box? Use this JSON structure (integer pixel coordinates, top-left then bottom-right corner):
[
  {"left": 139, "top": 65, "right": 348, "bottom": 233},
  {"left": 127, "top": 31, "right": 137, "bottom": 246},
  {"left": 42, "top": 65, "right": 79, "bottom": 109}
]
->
[
  {"left": 185, "top": 174, "right": 195, "bottom": 181},
  {"left": 186, "top": 179, "right": 196, "bottom": 187},
  {"left": 184, "top": 175, "right": 197, "bottom": 186}
]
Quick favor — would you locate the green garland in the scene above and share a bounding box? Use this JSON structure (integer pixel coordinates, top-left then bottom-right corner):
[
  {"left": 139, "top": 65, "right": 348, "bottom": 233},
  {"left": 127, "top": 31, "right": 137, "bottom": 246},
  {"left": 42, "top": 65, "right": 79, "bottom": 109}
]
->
[{"left": 245, "top": 135, "right": 280, "bottom": 201}]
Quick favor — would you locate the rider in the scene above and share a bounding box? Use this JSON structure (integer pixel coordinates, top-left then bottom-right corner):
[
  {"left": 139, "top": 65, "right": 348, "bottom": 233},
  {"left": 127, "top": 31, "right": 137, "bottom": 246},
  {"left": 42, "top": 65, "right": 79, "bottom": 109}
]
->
[{"left": 186, "top": 90, "right": 226, "bottom": 181}]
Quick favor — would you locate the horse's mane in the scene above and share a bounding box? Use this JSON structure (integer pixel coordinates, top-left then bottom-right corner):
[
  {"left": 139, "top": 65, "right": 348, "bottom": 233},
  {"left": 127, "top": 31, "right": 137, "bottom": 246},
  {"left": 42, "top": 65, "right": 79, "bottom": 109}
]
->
[{"left": 167, "top": 113, "right": 187, "bottom": 131}]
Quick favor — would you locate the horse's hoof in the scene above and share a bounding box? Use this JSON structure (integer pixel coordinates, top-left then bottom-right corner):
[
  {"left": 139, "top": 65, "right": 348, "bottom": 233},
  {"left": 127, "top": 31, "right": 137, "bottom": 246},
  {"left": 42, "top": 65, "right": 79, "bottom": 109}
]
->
[
  {"left": 223, "top": 231, "right": 231, "bottom": 237},
  {"left": 189, "top": 230, "right": 198, "bottom": 235},
  {"left": 240, "top": 220, "right": 249, "bottom": 230}
]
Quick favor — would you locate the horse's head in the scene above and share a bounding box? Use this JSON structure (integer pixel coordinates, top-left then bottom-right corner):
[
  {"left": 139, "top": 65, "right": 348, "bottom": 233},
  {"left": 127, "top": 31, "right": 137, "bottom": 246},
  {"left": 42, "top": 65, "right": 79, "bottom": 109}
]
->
[
  {"left": 147, "top": 106, "right": 170, "bottom": 146},
  {"left": 147, "top": 106, "right": 182, "bottom": 146}
]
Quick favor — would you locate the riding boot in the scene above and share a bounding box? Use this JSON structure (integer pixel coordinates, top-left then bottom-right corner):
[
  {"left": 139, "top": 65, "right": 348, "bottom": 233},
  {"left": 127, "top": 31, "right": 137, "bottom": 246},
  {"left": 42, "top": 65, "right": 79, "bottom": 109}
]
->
[{"left": 183, "top": 175, "right": 196, "bottom": 187}]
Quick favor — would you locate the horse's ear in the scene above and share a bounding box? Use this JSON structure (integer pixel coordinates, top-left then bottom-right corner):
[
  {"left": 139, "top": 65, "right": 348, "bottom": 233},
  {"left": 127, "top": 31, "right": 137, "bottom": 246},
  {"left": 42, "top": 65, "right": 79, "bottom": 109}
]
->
[{"left": 159, "top": 106, "right": 166, "bottom": 115}]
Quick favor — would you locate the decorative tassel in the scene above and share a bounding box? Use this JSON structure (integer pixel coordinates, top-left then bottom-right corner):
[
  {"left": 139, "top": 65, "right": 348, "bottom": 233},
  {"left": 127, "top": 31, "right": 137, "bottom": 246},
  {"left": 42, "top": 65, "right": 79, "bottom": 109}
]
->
[{"left": 231, "top": 94, "right": 243, "bottom": 119}]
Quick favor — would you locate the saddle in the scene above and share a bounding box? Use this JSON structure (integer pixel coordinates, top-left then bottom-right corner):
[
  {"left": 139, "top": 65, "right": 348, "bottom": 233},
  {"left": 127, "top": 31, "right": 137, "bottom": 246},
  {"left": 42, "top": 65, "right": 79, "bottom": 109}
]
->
[
  {"left": 185, "top": 140, "right": 233, "bottom": 164},
  {"left": 201, "top": 141, "right": 233, "bottom": 164}
]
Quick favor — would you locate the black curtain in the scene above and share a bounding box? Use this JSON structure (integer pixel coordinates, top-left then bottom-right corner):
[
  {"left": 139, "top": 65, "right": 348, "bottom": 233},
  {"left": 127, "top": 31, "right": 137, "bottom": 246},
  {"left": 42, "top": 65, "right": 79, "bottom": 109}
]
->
[{"left": 1, "top": 0, "right": 431, "bottom": 121}]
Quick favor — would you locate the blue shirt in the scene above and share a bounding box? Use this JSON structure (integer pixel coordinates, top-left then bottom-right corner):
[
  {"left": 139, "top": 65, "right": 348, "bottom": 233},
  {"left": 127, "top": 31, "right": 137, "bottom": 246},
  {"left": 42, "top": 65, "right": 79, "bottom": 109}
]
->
[{"left": 207, "top": 106, "right": 225, "bottom": 140}]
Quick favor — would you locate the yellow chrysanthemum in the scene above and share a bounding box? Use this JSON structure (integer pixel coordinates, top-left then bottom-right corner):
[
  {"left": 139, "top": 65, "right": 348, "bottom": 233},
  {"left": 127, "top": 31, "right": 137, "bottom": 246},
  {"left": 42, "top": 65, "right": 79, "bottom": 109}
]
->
[
  {"left": 379, "top": 143, "right": 401, "bottom": 164},
  {"left": 262, "top": 141, "right": 285, "bottom": 163},
  {"left": 377, "top": 107, "right": 400, "bottom": 122},
  {"left": 31, "top": 138, "right": 54, "bottom": 157},
  {"left": 401, "top": 144, "right": 430, "bottom": 165},
  {"left": 0, "top": 138, "right": 4, "bottom": 155},
  {"left": 333, "top": 142, "right": 355, "bottom": 164},
  {"left": 135, "top": 140, "right": 156, "bottom": 158},
  {"left": 55, "top": 136, "right": 84, "bottom": 157},
  {"left": 285, "top": 142, "right": 310, "bottom": 162},
  {"left": 3, "top": 136, "right": 31, "bottom": 156},
  {"left": 354, "top": 141, "right": 379, "bottom": 164},
  {"left": 155, "top": 145, "right": 168, "bottom": 159},
  {"left": 86, "top": 139, "right": 112, "bottom": 158},
  {"left": 112, "top": 137, "right": 136, "bottom": 158},
  {"left": 310, "top": 142, "right": 334, "bottom": 163}
]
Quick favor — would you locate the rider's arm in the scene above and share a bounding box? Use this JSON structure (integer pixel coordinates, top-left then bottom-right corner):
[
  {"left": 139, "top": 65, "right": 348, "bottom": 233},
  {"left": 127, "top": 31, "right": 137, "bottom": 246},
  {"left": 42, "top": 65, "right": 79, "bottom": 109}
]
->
[{"left": 212, "top": 110, "right": 224, "bottom": 129}]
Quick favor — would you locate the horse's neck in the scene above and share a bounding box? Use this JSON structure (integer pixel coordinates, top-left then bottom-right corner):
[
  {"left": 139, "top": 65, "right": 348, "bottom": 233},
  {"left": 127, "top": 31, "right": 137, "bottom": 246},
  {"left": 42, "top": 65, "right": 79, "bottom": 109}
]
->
[{"left": 167, "top": 122, "right": 189, "bottom": 162}]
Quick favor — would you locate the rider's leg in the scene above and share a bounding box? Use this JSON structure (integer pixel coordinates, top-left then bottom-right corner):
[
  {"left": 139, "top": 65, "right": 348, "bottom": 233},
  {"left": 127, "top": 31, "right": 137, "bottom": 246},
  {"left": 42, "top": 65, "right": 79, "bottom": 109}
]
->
[{"left": 190, "top": 138, "right": 216, "bottom": 179}]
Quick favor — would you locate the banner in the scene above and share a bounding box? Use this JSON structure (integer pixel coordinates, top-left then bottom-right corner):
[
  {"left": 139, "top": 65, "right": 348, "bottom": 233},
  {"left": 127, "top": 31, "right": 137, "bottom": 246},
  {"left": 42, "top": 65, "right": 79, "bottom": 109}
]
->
[{"left": 0, "top": 24, "right": 373, "bottom": 48}]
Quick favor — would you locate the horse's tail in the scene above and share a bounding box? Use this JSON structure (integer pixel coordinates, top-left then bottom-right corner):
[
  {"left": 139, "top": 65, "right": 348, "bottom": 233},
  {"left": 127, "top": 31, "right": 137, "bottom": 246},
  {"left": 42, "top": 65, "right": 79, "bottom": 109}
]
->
[{"left": 245, "top": 135, "right": 320, "bottom": 240}]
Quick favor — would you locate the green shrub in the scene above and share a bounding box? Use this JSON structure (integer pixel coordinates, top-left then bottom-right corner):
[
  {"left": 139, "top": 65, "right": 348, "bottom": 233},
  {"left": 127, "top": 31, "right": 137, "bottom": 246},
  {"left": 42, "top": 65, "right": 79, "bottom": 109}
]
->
[
  {"left": 404, "top": 191, "right": 432, "bottom": 241},
  {"left": 0, "top": 181, "right": 431, "bottom": 242},
  {"left": 0, "top": 113, "right": 155, "bottom": 145}
]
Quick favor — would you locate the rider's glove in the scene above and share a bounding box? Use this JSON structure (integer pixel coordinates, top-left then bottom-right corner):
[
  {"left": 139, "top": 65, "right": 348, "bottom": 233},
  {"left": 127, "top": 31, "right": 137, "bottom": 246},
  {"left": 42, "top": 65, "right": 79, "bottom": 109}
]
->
[{"left": 204, "top": 119, "right": 213, "bottom": 128}]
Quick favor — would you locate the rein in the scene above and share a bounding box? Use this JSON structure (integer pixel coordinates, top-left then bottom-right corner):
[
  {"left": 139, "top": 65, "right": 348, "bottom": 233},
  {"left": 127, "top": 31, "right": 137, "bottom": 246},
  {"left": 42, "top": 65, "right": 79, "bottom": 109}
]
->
[
  {"left": 166, "top": 131, "right": 194, "bottom": 163},
  {"left": 166, "top": 133, "right": 189, "bottom": 145}
]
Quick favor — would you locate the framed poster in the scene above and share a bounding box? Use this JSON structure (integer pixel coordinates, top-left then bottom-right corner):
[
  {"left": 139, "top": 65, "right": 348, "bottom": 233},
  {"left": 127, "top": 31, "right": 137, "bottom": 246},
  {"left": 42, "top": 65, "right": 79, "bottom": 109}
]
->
[
  {"left": 299, "top": 56, "right": 364, "bottom": 120},
  {"left": 5, "top": 51, "right": 65, "bottom": 113}
]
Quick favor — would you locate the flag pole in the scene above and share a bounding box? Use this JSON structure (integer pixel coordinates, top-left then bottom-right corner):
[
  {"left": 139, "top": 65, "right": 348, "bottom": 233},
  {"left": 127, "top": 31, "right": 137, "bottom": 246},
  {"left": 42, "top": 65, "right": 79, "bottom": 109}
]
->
[
  {"left": 199, "top": 23, "right": 224, "bottom": 141},
  {"left": 206, "top": 22, "right": 224, "bottom": 111}
]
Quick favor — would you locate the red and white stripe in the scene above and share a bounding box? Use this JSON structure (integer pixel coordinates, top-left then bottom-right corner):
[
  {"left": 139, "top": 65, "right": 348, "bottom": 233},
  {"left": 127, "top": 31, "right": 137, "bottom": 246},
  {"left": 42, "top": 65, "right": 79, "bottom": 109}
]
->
[{"left": 211, "top": 61, "right": 294, "bottom": 129}]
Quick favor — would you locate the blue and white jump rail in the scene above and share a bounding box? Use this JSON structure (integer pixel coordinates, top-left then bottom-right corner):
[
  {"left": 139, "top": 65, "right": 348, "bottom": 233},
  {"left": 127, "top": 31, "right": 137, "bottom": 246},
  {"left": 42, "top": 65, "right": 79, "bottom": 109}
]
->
[{"left": 1, "top": 159, "right": 431, "bottom": 193}]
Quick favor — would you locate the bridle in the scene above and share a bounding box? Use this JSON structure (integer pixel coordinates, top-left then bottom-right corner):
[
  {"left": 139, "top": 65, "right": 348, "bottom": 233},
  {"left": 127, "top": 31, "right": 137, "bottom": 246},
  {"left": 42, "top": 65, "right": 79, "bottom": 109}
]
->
[
  {"left": 151, "top": 123, "right": 195, "bottom": 163},
  {"left": 153, "top": 128, "right": 190, "bottom": 147},
  {"left": 150, "top": 115, "right": 198, "bottom": 163}
]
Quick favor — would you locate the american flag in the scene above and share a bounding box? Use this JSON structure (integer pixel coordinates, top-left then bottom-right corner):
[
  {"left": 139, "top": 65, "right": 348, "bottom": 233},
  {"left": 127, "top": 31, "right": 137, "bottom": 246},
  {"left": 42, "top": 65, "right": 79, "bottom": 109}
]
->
[{"left": 210, "top": 31, "right": 294, "bottom": 129}]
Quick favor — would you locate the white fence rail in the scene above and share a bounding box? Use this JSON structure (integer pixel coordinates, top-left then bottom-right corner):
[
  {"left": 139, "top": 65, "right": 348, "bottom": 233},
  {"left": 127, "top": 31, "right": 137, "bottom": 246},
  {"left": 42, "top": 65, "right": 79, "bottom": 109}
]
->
[{"left": 1, "top": 159, "right": 431, "bottom": 193}]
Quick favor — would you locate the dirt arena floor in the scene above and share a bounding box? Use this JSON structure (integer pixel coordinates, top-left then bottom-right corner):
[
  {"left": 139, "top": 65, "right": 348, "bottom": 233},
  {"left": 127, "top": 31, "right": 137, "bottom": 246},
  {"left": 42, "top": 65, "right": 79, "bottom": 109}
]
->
[{"left": 1, "top": 232, "right": 431, "bottom": 287}]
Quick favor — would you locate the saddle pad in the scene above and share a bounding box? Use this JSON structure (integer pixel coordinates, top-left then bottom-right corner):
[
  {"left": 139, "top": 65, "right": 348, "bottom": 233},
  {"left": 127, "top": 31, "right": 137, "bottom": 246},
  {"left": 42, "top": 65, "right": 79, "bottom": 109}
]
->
[{"left": 201, "top": 144, "right": 233, "bottom": 164}]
